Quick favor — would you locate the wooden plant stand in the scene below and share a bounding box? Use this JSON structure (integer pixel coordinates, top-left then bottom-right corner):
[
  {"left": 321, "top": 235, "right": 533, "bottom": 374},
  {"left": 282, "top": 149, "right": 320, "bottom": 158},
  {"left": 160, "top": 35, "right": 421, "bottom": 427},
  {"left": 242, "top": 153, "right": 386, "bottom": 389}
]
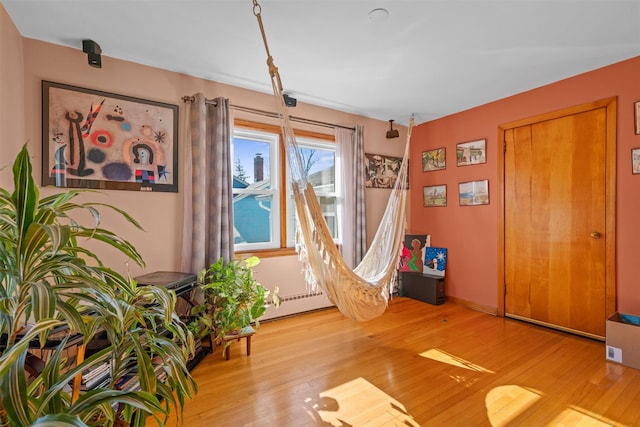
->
[{"left": 221, "top": 326, "right": 255, "bottom": 360}]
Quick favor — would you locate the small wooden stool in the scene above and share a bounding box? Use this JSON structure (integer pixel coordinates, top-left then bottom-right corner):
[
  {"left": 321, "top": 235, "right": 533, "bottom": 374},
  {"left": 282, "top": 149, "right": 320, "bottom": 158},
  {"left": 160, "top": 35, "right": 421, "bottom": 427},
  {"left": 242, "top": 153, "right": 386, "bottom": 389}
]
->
[{"left": 221, "top": 325, "right": 255, "bottom": 360}]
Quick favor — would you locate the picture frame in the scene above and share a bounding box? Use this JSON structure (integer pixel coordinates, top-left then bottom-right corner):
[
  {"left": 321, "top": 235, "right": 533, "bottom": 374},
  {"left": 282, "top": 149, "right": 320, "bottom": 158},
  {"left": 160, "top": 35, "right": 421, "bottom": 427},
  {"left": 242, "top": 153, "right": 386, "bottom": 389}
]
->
[
  {"left": 632, "top": 148, "right": 640, "bottom": 174},
  {"left": 42, "top": 80, "right": 179, "bottom": 192},
  {"left": 365, "top": 152, "right": 408, "bottom": 189},
  {"left": 635, "top": 101, "right": 640, "bottom": 135},
  {"left": 456, "top": 139, "right": 486, "bottom": 166},
  {"left": 424, "top": 247, "right": 447, "bottom": 277},
  {"left": 459, "top": 179, "right": 489, "bottom": 206},
  {"left": 423, "top": 184, "right": 447, "bottom": 207},
  {"left": 422, "top": 148, "right": 446, "bottom": 172},
  {"left": 399, "top": 234, "right": 430, "bottom": 273}
]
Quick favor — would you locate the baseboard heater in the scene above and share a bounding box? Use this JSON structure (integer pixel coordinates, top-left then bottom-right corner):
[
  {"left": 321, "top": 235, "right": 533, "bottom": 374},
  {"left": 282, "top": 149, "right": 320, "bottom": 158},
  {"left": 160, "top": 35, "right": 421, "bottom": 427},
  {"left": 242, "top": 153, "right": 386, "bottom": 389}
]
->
[{"left": 269, "top": 290, "right": 323, "bottom": 305}]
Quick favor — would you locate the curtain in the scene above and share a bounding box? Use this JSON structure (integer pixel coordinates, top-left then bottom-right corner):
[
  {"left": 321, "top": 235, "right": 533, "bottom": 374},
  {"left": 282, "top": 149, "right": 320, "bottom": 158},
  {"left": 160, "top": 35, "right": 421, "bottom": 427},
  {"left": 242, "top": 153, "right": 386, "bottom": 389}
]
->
[
  {"left": 181, "top": 94, "right": 234, "bottom": 274},
  {"left": 337, "top": 125, "right": 367, "bottom": 268}
]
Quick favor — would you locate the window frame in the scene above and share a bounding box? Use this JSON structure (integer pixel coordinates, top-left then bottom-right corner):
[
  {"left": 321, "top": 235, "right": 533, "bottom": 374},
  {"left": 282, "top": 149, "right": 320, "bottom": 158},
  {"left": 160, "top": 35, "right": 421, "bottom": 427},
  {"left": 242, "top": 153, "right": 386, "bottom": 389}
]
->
[{"left": 233, "top": 119, "right": 338, "bottom": 257}]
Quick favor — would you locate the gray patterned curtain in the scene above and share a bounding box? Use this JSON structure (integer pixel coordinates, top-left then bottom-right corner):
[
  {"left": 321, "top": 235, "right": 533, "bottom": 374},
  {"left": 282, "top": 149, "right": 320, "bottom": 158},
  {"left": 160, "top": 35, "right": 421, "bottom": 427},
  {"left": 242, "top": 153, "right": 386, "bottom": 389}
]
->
[
  {"left": 337, "top": 125, "right": 366, "bottom": 268},
  {"left": 181, "top": 94, "right": 234, "bottom": 274}
]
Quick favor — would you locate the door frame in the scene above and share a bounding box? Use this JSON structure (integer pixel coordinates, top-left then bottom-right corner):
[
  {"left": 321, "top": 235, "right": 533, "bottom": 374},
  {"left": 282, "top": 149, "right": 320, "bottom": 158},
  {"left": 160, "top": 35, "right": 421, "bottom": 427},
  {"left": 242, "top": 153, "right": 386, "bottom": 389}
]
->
[{"left": 497, "top": 97, "right": 617, "bottom": 325}]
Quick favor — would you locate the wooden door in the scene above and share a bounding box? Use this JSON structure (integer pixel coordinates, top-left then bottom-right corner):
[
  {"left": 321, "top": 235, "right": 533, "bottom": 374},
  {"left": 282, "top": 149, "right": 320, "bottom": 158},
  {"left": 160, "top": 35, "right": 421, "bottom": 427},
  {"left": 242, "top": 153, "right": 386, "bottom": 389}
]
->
[{"left": 501, "top": 99, "right": 616, "bottom": 339}]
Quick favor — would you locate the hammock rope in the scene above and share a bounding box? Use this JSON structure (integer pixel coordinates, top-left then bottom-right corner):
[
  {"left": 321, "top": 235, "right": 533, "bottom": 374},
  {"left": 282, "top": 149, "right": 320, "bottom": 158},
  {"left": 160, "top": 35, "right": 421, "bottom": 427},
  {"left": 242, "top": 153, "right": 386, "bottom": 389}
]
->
[{"left": 252, "top": 0, "right": 413, "bottom": 321}]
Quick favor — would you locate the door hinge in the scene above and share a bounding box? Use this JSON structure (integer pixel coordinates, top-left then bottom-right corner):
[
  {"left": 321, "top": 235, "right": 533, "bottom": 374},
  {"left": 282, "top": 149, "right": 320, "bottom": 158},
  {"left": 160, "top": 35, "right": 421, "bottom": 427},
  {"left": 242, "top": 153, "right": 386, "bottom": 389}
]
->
[{"left": 503, "top": 140, "right": 507, "bottom": 153}]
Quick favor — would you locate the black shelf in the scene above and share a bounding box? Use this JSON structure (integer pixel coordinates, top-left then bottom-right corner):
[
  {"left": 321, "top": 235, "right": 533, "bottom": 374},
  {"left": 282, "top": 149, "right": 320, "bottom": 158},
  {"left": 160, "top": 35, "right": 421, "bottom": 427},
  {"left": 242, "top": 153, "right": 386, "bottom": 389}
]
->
[
  {"left": 134, "top": 271, "right": 210, "bottom": 371},
  {"left": 186, "top": 346, "right": 211, "bottom": 371},
  {"left": 1, "top": 324, "right": 84, "bottom": 350},
  {"left": 134, "top": 271, "right": 197, "bottom": 296},
  {"left": 399, "top": 272, "right": 445, "bottom": 305}
]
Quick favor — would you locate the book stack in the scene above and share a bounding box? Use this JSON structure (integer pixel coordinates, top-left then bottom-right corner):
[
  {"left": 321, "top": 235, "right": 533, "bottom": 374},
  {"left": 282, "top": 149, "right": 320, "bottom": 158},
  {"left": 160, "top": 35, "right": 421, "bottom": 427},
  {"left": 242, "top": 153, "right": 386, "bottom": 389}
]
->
[
  {"left": 151, "top": 355, "right": 168, "bottom": 383},
  {"left": 80, "top": 361, "right": 111, "bottom": 391},
  {"left": 154, "top": 365, "right": 167, "bottom": 383},
  {"left": 115, "top": 373, "right": 140, "bottom": 392}
]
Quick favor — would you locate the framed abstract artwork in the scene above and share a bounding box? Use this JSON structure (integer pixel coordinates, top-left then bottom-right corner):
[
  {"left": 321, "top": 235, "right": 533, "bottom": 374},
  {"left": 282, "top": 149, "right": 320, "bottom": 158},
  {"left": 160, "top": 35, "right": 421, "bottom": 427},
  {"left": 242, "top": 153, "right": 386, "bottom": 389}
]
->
[
  {"left": 399, "top": 234, "right": 431, "bottom": 273},
  {"left": 424, "top": 247, "right": 447, "bottom": 277},
  {"left": 42, "top": 80, "right": 179, "bottom": 192}
]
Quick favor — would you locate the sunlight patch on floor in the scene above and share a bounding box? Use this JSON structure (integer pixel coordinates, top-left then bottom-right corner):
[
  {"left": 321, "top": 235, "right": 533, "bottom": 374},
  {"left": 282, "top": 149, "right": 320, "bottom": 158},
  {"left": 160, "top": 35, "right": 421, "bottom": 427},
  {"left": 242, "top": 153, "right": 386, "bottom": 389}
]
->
[
  {"left": 305, "top": 377, "right": 419, "bottom": 427},
  {"left": 547, "top": 405, "right": 618, "bottom": 426},
  {"left": 420, "top": 348, "right": 494, "bottom": 373},
  {"left": 485, "top": 385, "right": 543, "bottom": 426}
]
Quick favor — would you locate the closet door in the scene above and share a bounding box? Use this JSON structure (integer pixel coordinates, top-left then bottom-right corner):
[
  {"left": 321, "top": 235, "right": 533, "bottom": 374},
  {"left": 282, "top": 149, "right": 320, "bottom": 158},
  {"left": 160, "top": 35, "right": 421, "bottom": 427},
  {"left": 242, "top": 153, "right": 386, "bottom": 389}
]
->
[{"left": 503, "top": 99, "right": 616, "bottom": 339}]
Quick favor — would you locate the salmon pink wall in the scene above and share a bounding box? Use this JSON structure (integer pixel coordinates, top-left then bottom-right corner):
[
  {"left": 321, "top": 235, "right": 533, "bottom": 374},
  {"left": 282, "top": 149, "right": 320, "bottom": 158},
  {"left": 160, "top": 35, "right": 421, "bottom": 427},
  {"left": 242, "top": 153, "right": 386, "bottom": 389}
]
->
[{"left": 410, "top": 56, "right": 640, "bottom": 315}]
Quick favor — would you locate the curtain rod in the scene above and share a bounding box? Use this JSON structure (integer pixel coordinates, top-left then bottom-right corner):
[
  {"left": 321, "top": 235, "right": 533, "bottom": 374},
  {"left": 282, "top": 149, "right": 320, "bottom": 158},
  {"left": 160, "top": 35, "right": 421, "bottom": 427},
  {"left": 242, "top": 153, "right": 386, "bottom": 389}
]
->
[{"left": 181, "top": 95, "right": 355, "bottom": 131}]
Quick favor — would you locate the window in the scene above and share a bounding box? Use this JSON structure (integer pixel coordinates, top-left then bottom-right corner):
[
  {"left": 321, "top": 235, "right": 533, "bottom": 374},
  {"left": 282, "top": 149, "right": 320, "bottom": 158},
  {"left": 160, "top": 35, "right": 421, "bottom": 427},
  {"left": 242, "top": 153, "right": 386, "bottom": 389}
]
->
[{"left": 232, "top": 120, "right": 340, "bottom": 253}]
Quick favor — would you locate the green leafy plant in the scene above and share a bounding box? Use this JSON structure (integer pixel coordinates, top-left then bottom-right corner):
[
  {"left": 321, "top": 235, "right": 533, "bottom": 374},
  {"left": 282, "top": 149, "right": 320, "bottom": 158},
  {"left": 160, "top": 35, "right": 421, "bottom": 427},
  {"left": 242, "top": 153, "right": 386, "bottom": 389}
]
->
[
  {"left": 189, "top": 256, "right": 278, "bottom": 348},
  {"left": 0, "top": 145, "right": 196, "bottom": 426}
]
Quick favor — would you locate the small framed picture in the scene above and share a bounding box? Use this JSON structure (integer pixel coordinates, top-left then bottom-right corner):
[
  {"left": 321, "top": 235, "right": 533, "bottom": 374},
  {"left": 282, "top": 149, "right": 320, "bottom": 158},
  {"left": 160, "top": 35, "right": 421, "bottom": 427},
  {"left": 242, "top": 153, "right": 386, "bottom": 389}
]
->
[
  {"left": 459, "top": 179, "right": 489, "bottom": 206},
  {"left": 364, "top": 152, "right": 408, "bottom": 189},
  {"left": 456, "top": 139, "right": 486, "bottom": 166},
  {"left": 423, "top": 184, "right": 447, "bottom": 207},
  {"left": 422, "top": 148, "right": 446, "bottom": 172},
  {"left": 632, "top": 148, "right": 640, "bottom": 174},
  {"left": 635, "top": 101, "right": 640, "bottom": 135}
]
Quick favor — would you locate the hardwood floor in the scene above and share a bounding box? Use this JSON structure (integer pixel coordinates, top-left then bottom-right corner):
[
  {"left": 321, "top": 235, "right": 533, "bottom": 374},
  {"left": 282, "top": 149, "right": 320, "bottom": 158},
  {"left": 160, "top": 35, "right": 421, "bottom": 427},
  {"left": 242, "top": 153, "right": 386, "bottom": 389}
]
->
[{"left": 150, "top": 298, "right": 640, "bottom": 426}]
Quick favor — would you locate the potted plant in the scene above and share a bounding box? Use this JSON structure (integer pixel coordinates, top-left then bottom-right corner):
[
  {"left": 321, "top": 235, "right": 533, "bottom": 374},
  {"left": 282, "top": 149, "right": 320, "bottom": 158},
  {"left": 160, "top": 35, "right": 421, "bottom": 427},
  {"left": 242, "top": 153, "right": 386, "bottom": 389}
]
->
[
  {"left": 188, "top": 256, "right": 278, "bottom": 351},
  {"left": 0, "top": 145, "right": 196, "bottom": 426}
]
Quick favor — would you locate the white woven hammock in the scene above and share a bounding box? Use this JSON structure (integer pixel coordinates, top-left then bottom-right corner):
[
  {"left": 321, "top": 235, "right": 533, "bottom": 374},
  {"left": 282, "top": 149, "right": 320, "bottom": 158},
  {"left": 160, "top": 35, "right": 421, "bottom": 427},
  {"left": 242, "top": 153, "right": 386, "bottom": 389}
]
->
[{"left": 253, "top": 1, "right": 413, "bottom": 321}]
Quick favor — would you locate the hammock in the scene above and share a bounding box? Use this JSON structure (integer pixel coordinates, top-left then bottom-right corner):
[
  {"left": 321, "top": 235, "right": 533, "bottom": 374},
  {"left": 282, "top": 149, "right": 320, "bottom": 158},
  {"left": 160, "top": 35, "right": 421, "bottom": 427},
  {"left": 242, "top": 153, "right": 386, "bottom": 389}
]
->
[{"left": 252, "top": 1, "right": 413, "bottom": 321}]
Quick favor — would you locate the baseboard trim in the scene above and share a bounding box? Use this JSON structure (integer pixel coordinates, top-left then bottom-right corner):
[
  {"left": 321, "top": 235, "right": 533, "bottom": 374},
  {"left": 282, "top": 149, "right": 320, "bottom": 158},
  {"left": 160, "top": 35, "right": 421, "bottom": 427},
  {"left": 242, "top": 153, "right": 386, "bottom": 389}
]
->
[
  {"left": 261, "top": 305, "right": 336, "bottom": 323},
  {"left": 447, "top": 296, "right": 498, "bottom": 316}
]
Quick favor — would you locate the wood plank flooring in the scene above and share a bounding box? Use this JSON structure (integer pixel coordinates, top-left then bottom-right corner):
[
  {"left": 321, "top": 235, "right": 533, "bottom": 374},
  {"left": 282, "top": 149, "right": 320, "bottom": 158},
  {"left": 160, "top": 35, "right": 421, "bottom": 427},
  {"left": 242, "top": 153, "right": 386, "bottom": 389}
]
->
[{"left": 149, "top": 298, "right": 640, "bottom": 426}]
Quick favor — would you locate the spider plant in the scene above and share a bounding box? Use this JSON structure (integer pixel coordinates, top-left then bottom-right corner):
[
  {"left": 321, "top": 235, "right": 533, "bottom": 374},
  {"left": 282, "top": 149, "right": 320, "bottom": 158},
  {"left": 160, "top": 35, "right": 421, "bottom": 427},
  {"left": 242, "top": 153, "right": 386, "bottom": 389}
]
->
[{"left": 0, "top": 144, "right": 196, "bottom": 426}]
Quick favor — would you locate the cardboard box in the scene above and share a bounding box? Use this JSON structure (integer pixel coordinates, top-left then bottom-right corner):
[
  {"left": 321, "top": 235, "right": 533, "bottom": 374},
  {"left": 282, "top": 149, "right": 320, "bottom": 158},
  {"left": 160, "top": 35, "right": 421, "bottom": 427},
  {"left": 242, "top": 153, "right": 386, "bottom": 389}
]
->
[{"left": 606, "top": 312, "right": 640, "bottom": 370}]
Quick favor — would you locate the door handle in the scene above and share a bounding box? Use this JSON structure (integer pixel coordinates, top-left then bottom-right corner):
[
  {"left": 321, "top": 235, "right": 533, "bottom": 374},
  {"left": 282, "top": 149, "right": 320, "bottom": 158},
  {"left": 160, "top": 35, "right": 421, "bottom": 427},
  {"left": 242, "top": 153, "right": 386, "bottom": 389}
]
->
[{"left": 590, "top": 231, "right": 601, "bottom": 239}]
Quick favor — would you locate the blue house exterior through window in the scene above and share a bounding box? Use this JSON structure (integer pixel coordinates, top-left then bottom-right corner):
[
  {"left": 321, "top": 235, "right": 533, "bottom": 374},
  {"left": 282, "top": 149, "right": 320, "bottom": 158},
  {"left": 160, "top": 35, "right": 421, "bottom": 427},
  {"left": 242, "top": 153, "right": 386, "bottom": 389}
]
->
[{"left": 232, "top": 176, "right": 272, "bottom": 245}]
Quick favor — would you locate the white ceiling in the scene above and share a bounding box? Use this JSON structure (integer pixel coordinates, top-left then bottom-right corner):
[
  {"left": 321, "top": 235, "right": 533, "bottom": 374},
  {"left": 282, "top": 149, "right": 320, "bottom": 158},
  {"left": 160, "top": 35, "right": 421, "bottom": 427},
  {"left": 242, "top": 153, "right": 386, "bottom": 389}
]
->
[{"left": 3, "top": 1, "right": 640, "bottom": 125}]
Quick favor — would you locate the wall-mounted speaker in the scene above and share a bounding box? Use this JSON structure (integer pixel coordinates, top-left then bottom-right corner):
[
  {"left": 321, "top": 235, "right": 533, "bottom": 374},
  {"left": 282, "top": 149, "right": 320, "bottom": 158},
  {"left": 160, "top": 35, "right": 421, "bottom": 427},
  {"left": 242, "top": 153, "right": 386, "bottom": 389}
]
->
[
  {"left": 283, "top": 93, "right": 297, "bottom": 107},
  {"left": 82, "top": 39, "right": 102, "bottom": 68}
]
